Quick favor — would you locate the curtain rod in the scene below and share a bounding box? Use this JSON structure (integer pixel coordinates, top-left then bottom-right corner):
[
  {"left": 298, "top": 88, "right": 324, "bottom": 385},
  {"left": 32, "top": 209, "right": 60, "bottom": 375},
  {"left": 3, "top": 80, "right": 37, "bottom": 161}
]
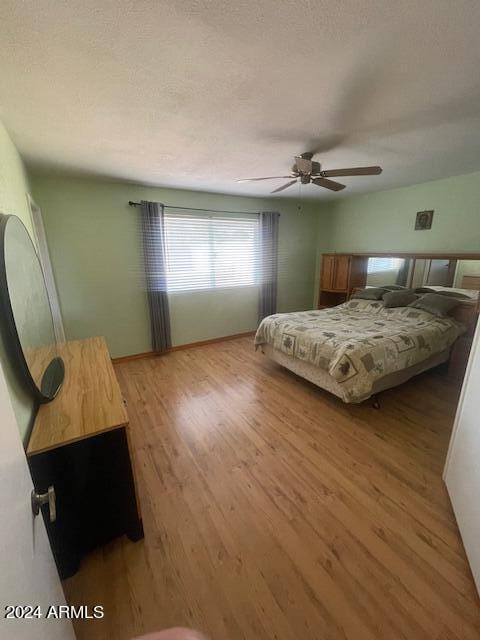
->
[{"left": 128, "top": 201, "right": 262, "bottom": 215}]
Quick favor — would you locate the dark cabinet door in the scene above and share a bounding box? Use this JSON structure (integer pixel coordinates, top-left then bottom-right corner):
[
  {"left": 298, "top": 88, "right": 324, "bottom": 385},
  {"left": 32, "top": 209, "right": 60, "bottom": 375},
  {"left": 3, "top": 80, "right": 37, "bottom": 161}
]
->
[{"left": 28, "top": 428, "right": 143, "bottom": 579}]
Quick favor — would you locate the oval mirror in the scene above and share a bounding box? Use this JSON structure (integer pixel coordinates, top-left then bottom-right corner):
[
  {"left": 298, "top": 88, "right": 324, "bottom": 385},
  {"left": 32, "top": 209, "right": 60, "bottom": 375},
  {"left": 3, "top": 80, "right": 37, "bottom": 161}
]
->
[{"left": 0, "top": 213, "right": 64, "bottom": 402}]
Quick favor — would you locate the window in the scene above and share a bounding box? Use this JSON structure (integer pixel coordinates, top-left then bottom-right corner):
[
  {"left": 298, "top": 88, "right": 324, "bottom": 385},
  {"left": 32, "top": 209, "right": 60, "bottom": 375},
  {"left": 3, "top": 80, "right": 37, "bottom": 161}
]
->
[
  {"left": 164, "top": 212, "right": 260, "bottom": 292},
  {"left": 367, "top": 257, "right": 405, "bottom": 274}
]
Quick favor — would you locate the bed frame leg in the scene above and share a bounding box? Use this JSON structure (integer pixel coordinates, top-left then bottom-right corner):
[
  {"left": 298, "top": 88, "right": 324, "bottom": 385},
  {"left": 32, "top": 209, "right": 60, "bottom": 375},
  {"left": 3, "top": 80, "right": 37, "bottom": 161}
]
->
[{"left": 372, "top": 394, "right": 380, "bottom": 410}]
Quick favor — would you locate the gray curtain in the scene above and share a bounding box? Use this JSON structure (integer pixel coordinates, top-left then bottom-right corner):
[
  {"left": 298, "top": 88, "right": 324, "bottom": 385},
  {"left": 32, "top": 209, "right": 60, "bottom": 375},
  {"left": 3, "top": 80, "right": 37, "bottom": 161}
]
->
[
  {"left": 140, "top": 200, "right": 172, "bottom": 352},
  {"left": 396, "top": 258, "right": 410, "bottom": 286},
  {"left": 258, "top": 211, "right": 280, "bottom": 323}
]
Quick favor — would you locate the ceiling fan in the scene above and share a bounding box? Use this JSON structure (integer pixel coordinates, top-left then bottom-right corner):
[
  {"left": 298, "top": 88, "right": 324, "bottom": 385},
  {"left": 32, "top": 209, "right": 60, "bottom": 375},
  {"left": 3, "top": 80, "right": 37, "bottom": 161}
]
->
[{"left": 236, "top": 152, "right": 382, "bottom": 193}]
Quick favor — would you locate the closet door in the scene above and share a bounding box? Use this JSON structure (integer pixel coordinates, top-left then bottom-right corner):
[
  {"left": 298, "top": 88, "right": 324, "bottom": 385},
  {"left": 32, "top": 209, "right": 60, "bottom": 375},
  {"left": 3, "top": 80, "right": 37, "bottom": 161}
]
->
[
  {"left": 444, "top": 322, "right": 480, "bottom": 594},
  {"left": 0, "top": 362, "right": 74, "bottom": 639}
]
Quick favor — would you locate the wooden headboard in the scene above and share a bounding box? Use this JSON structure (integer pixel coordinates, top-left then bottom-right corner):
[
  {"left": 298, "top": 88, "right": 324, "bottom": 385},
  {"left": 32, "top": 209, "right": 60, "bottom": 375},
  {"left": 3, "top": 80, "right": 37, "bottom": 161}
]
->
[
  {"left": 451, "top": 303, "right": 478, "bottom": 336},
  {"left": 462, "top": 275, "right": 480, "bottom": 291}
]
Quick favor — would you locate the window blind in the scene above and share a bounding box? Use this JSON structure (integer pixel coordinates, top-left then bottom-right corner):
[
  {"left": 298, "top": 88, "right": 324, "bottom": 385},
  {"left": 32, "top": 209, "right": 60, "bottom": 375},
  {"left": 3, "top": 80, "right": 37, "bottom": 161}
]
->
[
  {"left": 164, "top": 211, "right": 261, "bottom": 292},
  {"left": 367, "top": 257, "right": 404, "bottom": 274}
]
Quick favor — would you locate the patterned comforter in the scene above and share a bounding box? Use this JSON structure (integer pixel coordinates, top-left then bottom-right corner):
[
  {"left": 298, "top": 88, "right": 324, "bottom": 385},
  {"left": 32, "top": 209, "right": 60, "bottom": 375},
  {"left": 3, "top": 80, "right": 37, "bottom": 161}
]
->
[{"left": 254, "top": 299, "right": 465, "bottom": 402}]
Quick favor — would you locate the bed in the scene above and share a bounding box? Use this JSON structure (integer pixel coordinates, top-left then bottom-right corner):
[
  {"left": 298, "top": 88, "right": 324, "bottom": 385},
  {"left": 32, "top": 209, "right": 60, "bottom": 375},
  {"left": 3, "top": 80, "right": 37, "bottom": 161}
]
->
[{"left": 254, "top": 299, "right": 467, "bottom": 403}]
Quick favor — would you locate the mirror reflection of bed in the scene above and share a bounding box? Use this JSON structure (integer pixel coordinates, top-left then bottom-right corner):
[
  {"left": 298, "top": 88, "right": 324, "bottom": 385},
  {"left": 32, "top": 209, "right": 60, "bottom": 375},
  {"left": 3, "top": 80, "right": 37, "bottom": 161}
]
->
[{"left": 366, "top": 256, "right": 480, "bottom": 303}]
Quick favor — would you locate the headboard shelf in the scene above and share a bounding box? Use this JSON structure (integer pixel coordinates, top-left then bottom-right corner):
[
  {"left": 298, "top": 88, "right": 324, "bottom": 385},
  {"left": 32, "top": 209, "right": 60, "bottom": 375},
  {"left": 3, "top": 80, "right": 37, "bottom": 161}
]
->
[{"left": 318, "top": 251, "right": 480, "bottom": 317}]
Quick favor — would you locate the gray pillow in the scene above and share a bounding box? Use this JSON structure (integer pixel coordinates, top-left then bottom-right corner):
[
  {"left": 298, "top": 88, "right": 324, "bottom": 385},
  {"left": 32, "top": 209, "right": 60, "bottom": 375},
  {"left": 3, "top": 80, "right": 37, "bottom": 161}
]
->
[
  {"left": 414, "top": 287, "right": 435, "bottom": 294},
  {"left": 408, "top": 292, "right": 461, "bottom": 317},
  {"left": 434, "top": 289, "right": 472, "bottom": 300},
  {"left": 381, "top": 284, "right": 407, "bottom": 291},
  {"left": 382, "top": 290, "right": 418, "bottom": 308},
  {"left": 351, "top": 287, "right": 387, "bottom": 300}
]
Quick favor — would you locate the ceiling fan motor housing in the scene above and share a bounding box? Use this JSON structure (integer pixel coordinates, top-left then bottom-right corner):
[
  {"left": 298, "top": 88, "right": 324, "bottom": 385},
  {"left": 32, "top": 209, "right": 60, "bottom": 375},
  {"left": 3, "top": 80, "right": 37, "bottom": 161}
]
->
[
  {"left": 293, "top": 157, "right": 321, "bottom": 177},
  {"left": 294, "top": 157, "right": 310, "bottom": 174}
]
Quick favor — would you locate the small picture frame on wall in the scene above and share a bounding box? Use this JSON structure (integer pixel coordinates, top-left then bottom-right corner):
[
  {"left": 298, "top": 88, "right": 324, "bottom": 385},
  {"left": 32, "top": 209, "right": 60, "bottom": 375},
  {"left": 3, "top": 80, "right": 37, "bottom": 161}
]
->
[{"left": 415, "top": 209, "right": 434, "bottom": 230}]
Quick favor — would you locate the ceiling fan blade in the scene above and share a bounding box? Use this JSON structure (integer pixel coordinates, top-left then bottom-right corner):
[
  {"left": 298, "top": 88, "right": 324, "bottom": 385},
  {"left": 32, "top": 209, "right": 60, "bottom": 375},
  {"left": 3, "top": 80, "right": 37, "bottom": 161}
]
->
[
  {"left": 271, "top": 179, "right": 298, "bottom": 194},
  {"left": 312, "top": 177, "right": 346, "bottom": 192},
  {"left": 321, "top": 165, "right": 383, "bottom": 177},
  {"left": 236, "top": 176, "right": 292, "bottom": 183}
]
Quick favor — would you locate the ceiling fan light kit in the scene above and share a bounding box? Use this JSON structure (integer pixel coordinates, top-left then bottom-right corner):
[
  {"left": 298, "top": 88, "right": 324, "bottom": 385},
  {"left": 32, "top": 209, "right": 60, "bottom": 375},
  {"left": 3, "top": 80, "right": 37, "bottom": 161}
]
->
[{"left": 236, "top": 152, "right": 382, "bottom": 194}]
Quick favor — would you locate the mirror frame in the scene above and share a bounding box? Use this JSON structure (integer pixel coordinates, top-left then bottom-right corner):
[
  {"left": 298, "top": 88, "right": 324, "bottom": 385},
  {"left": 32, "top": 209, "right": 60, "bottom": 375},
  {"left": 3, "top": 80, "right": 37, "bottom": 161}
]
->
[{"left": 0, "top": 213, "right": 64, "bottom": 403}]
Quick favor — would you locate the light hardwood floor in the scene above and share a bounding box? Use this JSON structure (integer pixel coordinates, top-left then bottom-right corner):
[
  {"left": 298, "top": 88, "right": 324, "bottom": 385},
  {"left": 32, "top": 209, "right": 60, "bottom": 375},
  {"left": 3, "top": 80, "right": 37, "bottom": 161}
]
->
[{"left": 64, "top": 337, "right": 480, "bottom": 640}]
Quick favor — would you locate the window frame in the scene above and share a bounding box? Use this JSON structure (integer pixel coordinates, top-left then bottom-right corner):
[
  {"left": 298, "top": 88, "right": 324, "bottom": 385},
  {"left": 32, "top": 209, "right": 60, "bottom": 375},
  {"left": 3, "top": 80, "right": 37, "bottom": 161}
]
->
[{"left": 163, "top": 211, "right": 261, "bottom": 294}]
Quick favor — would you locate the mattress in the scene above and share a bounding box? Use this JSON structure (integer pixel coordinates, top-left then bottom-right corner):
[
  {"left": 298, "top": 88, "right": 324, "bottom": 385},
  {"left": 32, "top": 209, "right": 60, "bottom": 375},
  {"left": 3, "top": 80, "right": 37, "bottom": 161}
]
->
[{"left": 262, "top": 343, "right": 450, "bottom": 403}]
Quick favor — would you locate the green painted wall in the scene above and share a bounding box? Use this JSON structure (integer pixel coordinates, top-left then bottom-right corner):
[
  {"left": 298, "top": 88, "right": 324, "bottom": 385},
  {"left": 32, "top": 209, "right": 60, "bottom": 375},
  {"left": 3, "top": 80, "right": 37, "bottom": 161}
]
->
[
  {"left": 323, "top": 170, "right": 480, "bottom": 253},
  {"left": 31, "top": 173, "right": 320, "bottom": 358},
  {"left": 0, "top": 121, "right": 35, "bottom": 441},
  {"left": 30, "top": 160, "right": 480, "bottom": 369}
]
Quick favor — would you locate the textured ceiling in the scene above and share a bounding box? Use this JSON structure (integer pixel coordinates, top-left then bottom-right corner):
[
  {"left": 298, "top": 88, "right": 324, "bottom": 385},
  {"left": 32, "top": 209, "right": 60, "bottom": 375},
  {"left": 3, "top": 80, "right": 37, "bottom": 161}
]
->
[{"left": 1, "top": 1, "right": 480, "bottom": 200}]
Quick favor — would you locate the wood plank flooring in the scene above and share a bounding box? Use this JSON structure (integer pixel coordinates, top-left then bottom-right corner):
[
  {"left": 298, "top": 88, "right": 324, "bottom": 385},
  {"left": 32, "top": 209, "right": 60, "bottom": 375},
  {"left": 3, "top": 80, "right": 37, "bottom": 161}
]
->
[{"left": 63, "top": 337, "right": 480, "bottom": 640}]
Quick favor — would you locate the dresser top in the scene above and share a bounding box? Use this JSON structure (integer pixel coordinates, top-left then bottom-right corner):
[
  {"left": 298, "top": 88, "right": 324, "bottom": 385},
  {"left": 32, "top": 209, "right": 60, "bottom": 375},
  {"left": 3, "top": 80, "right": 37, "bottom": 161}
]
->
[{"left": 27, "top": 336, "right": 128, "bottom": 456}]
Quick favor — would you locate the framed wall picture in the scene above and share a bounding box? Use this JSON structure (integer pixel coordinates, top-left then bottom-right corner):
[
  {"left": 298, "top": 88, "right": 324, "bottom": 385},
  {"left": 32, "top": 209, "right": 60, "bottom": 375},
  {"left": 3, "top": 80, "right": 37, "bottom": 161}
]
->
[{"left": 415, "top": 210, "right": 434, "bottom": 230}]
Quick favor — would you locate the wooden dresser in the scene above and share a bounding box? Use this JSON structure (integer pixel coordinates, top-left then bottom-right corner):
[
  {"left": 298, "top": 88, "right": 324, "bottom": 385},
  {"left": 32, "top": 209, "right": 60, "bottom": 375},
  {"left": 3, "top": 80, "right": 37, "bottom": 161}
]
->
[{"left": 27, "top": 337, "right": 143, "bottom": 578}]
